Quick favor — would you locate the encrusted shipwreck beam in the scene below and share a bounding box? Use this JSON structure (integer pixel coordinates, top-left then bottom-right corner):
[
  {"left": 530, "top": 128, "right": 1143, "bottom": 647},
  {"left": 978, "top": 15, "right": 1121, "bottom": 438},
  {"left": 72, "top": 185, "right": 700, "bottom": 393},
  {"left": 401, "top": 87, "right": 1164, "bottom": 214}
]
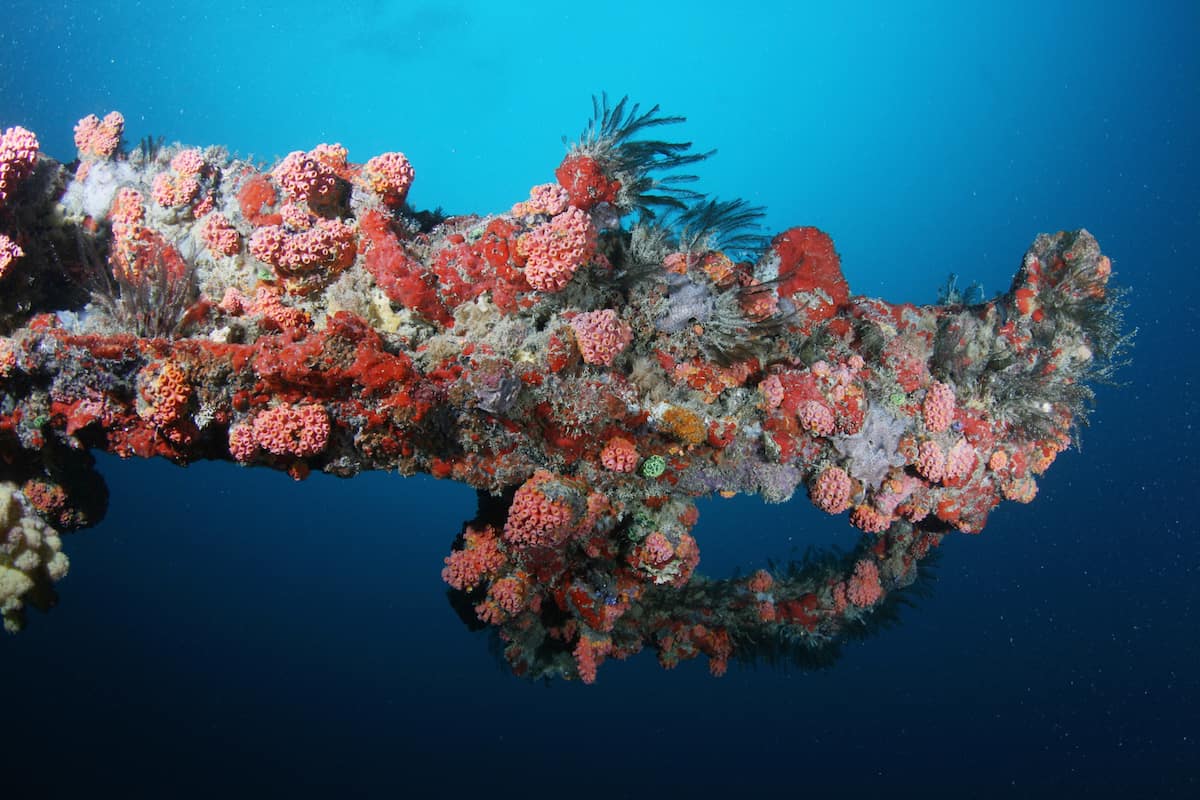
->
[{"left": 0, "top": 99, "right": 1127, "bottom": 681}]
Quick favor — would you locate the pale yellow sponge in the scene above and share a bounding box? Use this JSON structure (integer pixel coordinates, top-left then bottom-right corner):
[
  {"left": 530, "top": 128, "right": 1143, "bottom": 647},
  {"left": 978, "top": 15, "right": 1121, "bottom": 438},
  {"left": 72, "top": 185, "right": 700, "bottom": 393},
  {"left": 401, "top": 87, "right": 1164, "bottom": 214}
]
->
[{"left": 0, "top": 482, "right": 69, "bottom": 632}]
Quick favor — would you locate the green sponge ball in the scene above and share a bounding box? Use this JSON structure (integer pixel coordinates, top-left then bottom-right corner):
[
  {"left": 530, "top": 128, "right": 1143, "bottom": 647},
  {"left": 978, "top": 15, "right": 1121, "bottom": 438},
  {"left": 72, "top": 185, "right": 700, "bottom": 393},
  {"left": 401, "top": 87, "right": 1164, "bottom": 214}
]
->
[{"left": 640, "top": 454, "right": 667, "bottom": 478}]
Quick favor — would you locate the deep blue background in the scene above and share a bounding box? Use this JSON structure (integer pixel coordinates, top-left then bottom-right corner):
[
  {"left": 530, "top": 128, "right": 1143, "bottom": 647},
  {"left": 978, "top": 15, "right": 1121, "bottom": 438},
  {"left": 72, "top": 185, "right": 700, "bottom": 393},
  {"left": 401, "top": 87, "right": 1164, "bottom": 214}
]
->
[{"left": 2, "top": 2, "right": 1197, "bottom": 796}]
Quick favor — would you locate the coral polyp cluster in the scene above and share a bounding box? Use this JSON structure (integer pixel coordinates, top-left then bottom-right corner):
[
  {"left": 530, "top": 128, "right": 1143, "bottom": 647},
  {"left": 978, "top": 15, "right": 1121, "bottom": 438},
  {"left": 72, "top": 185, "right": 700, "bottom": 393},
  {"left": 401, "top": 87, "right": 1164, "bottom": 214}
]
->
[{"left": 0, "top": 98, "right": 1127, "bottom": 680}]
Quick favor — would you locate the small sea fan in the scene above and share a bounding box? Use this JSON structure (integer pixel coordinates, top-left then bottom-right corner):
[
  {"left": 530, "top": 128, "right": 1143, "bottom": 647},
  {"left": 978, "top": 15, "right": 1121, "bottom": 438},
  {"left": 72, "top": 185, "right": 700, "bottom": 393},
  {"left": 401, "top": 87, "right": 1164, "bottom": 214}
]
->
[
  {"left": 656, "top": 272, "right": 715, "bottom": 333},
  {"left": 831, "top": 404, "right": 908, "bottom": 489}
]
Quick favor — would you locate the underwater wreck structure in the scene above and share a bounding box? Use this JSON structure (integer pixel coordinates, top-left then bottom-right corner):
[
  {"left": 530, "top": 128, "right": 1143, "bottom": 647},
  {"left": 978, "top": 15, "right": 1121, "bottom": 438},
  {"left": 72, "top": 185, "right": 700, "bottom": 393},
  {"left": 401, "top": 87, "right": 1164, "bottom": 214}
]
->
[{"left": 0, "top": 98, "right": 1127, "bottom": 681}]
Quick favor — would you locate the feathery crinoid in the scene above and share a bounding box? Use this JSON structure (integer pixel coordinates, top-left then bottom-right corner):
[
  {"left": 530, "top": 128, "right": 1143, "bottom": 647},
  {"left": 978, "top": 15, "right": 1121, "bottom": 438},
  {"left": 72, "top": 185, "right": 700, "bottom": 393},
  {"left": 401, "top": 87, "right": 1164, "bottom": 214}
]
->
[
  {"left": 565, "top": 93, "right": 711, "bottom": 219},
  {"left": 77, "top": 230, "right": 197, "bottom": 339},
  {"left": 672, "top": 197, "right": 769, "bottom": 258}
]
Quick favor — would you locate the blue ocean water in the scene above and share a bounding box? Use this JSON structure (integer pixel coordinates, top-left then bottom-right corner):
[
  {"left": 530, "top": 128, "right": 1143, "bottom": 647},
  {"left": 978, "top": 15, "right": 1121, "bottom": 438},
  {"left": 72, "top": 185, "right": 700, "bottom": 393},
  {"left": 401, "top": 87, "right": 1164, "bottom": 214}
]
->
[{"left": 1, "top": 1, "right": 1197, "bottom": 796}]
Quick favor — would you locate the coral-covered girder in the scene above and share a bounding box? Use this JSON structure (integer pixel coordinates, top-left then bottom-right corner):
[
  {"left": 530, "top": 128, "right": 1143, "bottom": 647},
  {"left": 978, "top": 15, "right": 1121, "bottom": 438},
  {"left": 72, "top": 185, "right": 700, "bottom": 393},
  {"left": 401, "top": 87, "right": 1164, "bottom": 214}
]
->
[{"left": 0, "top": 100, "right": 1127, "bottom": 683}]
